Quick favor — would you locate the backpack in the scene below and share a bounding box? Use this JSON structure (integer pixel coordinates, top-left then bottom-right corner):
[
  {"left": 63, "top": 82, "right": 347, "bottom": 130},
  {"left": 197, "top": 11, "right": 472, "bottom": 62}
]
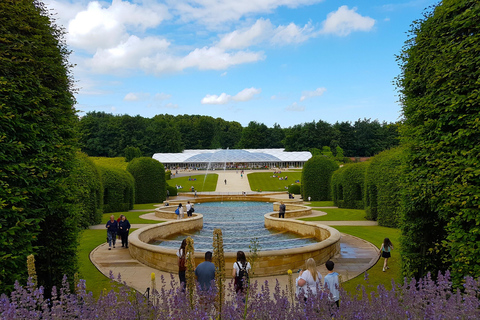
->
[
  {"left": 235, "top": 262, "right": 249, "bottom": 292},
  {"left": 175, "top": 208, "right": 179, "bottom": 215},
  {"left": 191, "top": 207, "right": 195, "bottom": 213}
]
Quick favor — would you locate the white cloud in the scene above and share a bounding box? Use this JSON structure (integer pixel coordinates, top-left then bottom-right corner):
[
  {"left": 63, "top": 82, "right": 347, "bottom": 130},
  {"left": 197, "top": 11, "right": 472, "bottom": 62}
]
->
[
  {"left": 271, "top": 22, "right": 315, "bottom": 45},
  {"left": 201, "top": 93, "right": 232, "bottom": 105},
  {"left": 233, "top": 87, "right": 262, "bottom": 101},
  {"left": 124, "top": 92, "right": 151, "bottom": 101},
  {"left": 320, "top": 6, "right": 375, "bottom": 36},
  {"left": 221, "top": 72, "right": 228, "bottom": 76},
  {"left": 164, "top": 103, "right": 179, "bottom": 109},
  {"left": 300, "top": 87, "right": 327, "bottom": 101},
  {"left": 201, "top": 87, "right": 261, "bottom": 104},
  {"left": 286, "top": 102, "right": 305, "bottom": 112}
]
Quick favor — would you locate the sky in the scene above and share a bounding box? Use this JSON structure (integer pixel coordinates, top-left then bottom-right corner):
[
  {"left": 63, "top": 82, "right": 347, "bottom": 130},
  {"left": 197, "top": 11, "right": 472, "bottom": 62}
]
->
[{"left": 43, "top": 0, "right": 439, "bottom": 128}]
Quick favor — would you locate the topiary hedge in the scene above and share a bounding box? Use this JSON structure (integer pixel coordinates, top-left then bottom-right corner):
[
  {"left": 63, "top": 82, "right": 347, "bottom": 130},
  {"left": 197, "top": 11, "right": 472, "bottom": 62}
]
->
[
  {"left": 126, "top": 157, "right": 166, "bottom": 204},
  {"left": 72, "top": 153, "right": 103, "bottom": 228},
  {"left": 331, "top": 162, "right": 367, "bottom": 209},
  {"left": 166, "top": 184, "right": 178, "bottom": 197},
  {"left": 288, "top": 184, "right": 301, "bottom": 195},
  {"left": 301, "top": 156, "right": 339, "bottom": 201},
  {"left": 364, "top": 147, "right": 404, "bottom": 227},
  {"left": 98, "top": 166, "right": 135, "bottom": 213}
]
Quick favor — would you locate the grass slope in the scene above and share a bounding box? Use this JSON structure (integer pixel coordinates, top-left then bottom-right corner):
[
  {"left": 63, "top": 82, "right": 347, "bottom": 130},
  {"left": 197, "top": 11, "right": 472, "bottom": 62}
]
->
[
  {"left": 248, "top": 171, "right": 302, "bottom": 191},
  {"left": 301, "top": 208, "right": 368, "bottom": 221},
  {"left": 168, "top": 173, "right": 218, "bottom": 192}
]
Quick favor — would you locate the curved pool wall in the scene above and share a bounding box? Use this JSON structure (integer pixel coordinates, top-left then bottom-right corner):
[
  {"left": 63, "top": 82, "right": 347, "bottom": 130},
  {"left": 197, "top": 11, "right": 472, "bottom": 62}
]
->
[{"left": 129, "top": 198, "right": 341, "bottom": 277}]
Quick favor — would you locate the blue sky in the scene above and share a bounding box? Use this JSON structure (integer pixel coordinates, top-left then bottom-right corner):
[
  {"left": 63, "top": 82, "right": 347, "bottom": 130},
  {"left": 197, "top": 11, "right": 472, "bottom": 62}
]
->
[{"left": 44, "top": 0, "right": 438, "bottom": 127}]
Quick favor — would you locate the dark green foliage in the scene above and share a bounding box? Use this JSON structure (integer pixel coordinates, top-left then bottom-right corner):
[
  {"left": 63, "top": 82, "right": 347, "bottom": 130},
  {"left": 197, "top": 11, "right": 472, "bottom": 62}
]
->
[
  {"left": 165, "top": 170, "right": 172, "bottom": 180},
  {"left": 0, "top": 0, "right": 80, "bottom": 293},
  {"left": 288, "top": 184, "right": 301, "bottom": 195},
  {"left": 301, "top": 156, "right": 339, "bottom": 201},
  {"left": 127, "top": 157, "right": 166, "bottom": 204},
  {"left": 99, "top": 166, "right": 135, "bottom": 213},
  {"left": 331, "top": 162, "right": 367, "bottom": 209},
  {"left": 396, "top": 0, "right": 480, "bottom": 283},
  {"left": 166, "top": 184, "right": 178, "bottom": 197},
  {"left": 364, "top": 147, "right": 404, "bottom": 227},
  {"left": 72, "top": 153, "right": 103, "bottom": 228},
  {"left": 124, "top": 146, "right": 142, "bottom": 162}
]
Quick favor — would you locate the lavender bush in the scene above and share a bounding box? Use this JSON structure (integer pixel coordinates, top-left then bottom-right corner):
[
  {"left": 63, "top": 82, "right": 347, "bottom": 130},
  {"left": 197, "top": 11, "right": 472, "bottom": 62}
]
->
[{"left": 1, "top": 271, "right": 479, "bottom": 319}]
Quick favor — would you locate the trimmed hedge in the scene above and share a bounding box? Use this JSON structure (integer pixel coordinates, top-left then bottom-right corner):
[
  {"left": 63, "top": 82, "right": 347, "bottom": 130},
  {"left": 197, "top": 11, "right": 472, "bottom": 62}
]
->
[
  {"left": 331, "top": 162, "right": 367, "bottom": 209},
  {"left": 364, "top": 147, "right": 404, "bottom": 227},
  {"left": 72, "top": 153, "right": 103, "bottom": 228},
  {"left": 98, "top": 166, "right": 135, "bottom": 213},
  {"left": 301, "top": 156, "right": 339, "bottom": 201},
  {"left": 166, "top": 184, "right": 178, "bottom": 197},
  {"left": 288, "top": 184, "right": 301, "bottom": 195},
  {"left": 127, "top": 157, "right": 166, "bottom": 204}
]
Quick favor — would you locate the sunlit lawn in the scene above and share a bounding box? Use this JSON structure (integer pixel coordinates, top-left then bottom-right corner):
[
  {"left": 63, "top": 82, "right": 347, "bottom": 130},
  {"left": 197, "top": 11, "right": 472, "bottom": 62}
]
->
[
  {"left": 133, "top": 203, "right": 162, "bottom": 210},
  {"left": 248, "top": 171, "right": 302, "bottom": 191},
  {"left": 101, "top": 210, "right": 163, "bottom": 224},
  {"left": 334, "top": 226, "right": 401, "bottom": 294},
  {"left": 90, "top": 157, "right": 128, "bottom": 169},
  {"left": 300, "top": 208, "right": 368, "bottom": 221},
  {"left": 306, "top": 201, "right": 335, "bottom": 207},
  {"left": 168, "top": 173, "right": 218, "bottom": 192}
]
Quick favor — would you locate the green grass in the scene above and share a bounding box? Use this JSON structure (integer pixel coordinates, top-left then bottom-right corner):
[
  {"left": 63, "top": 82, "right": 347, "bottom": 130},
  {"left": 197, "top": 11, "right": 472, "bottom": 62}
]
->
[
  {"left": 101, "top": 210, "right": 163, "bottom": 224},
  {"left": 306, "top": 201, "right": 335, "bottom": 207},
  {"left": 77, "top": 229, "right": 116, "bottom": 297},
  {"left": 300, "top": 208, "right": 368, "bottom": 221},
  {"left": 90, "top": 157, "right": 128, "bottom": 169},
  {"left": 133, "top": 203, "right": 162, "bottom": 210},
  {"left": 334, "top": 226, "right": 401, "bottom": 294},
  {"left": 168, "top": 173, "right": 218, "bottom": 192},
  {"left": 247, "top": 171, "right": 302, "bottom": 191}
]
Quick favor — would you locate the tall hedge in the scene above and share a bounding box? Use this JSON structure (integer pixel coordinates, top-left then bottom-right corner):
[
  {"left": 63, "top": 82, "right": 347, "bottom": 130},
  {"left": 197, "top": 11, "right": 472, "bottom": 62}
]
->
[
  {"left": 331, "top": 162, "right": 367, "bottom": 209},
  {"left": 0, "top": 0, "right": 80, "bottom": 293},
  {"left": 127, "top": 157, "right": 166, "bottom": 204},
  {"left": 396, "top": 0, "right": 480, "bottom": 283},
  {"left": 364, "top": 147, "right": 404, "bottom": 227},
  {"left": 98, "top": 166, "right": 135, "bottom": 213},
  {"left": 301, "top": 156, "right": 339, "bottom": 201},
  {"left": 72, "top": 153, "right": 103, "bottom": 228}
]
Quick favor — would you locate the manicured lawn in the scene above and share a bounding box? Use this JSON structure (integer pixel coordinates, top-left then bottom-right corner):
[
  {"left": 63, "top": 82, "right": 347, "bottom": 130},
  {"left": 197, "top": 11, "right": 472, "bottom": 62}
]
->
[
  {"left": 334, "top": 226, "right": 401, "bottom": 294},
  {"left": 168, "top": 173, "right": 218, "bottom": 192},
  {"left": 101, "top": 210, "right": 163, "bottom": 224},
  {"left": 90, "top": 157, "right": 128, "bottom": 169},
  {"left": 300, "top": 208, "right": 368, "bottom": 221},
  {"left": 78, "top": 229, "right": 117, "bottom": 297},
  {"left": 306, "top": 201, "right": 335, "bottom": 207},
  {"left": 248, "top": 171, "right": 302, "bottom": 191},
  {"left": 133, "top": 203, "right": 162, "bottom": 210}
]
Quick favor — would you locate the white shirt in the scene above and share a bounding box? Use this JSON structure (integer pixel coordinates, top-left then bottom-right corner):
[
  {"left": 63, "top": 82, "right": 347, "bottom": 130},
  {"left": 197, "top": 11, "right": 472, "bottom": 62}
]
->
[
  {"left": 233, "top": 261, "right": 251, "bottom": 276},
  {"left": 186, "top": 203, "right": 192, "bottom": 211},
  {"left": 296, "top": 270, "right": 322, "bottom": 297},
  {"left": 176, "top": 248, "right": 184, "bottom": 258}
]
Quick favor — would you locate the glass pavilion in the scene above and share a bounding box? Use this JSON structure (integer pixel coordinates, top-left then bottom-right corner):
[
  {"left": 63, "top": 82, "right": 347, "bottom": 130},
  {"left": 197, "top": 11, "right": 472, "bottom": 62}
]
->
[{"left": 152, "top": 149, "right": 312, "bottom": 170}]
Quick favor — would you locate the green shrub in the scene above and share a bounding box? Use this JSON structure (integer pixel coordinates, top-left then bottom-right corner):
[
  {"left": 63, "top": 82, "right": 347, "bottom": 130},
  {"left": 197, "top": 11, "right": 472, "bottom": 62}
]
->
[
  {"left": 396, "top": 0, "right": 480, "bottom": 282},
  {"left": 165, "top": 170, "right": 172, "bottom": 180},
  {"left": 124, "top": 146, "right": 142, "bottom": 162},
  {"left": 331, "top": 162, "right": 367, "bottom": 209},
  {"left": 98, "top": 166, "right": 135, "bottom": 213},
  {"left": 72, "top": 153, "right": 103, "bottom": 228},
  {"left": 127, "top": 157, "right": 166, "bottom": 204},
  {"left": 301, "top": 156, "right": 339, "bottom": 201},
  {"left": 364, "top": 147, "right": 404, "bottom": 227},
  {"left": 288, "top": 184, "right": 301, "bottom": 194},
  {"left": 166, "top": 184, "right": 178, "bottom": 197}
]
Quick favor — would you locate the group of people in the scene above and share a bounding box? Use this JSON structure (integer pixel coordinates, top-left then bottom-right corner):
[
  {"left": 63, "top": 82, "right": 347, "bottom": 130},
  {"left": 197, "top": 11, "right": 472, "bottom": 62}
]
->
[
  {"left": 105, "top": 214, "right": 131, "bottom": 250},
  {"left": 175, "top": 202, "right": 195, "bottom": 220}
]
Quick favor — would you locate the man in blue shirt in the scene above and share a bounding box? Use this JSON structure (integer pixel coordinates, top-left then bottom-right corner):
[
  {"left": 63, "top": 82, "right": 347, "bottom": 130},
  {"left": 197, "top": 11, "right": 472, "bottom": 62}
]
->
[{"left": 195, "top": 251, "right": 216, "bottom": 290}]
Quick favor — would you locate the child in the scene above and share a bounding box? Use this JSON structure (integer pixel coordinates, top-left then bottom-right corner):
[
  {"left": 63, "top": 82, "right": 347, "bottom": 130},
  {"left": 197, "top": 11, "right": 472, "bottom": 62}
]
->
[
  {"left": 380, "top": 238, "right": 394, "bottom": 272},
  {"left": 324, "top": 260, "right": 339, "bottom": 308}
]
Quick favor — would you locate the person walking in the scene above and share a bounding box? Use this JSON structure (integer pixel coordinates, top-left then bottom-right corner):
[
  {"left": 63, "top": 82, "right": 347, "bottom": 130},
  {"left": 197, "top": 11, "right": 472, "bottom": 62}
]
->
[
  {"left": 324, "top": 260, "right": 340, "bottom": 308},
  {"left": 195, "top": 251, "right": 216, "bottom": 291},
  {"left": 296, "top": 258, "right": 322, "bottom": 300},
  {"left": 232, "top": 251, "right": 251, "bottom": 294},
  {"left": 118, "top": 215, "right": 131, "bottom": 248},
  {"left": 279, "top": 201, "right": 286, "bottom": 218},
  {"left": 105, "top": 215, "right": 118, "bottom": 250},
  {"left": 380, "top": 238, "right": 394, "bottom": 272},
  {"left": 186, "top": 201, "right": 193, "bottom": 217},
  {"left": 177, "top": 239, "right": 187, "bottom": 291}
]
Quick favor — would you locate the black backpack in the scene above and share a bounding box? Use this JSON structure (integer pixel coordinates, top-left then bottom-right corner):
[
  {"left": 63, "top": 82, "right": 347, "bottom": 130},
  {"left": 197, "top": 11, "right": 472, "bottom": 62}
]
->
[{"left": 235, "top": 262, "right": 249, "bottom": 291}]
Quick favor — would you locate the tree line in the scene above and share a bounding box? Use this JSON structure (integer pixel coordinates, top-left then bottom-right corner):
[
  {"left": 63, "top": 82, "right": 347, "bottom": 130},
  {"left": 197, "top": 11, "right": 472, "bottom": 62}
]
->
[{"left": 78, "top": 112, "right": 400, "bottom": 158}]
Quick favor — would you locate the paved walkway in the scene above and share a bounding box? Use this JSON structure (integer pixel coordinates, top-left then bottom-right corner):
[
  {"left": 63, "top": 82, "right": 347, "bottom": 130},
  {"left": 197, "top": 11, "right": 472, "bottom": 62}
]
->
[{"left": 89, "top": 169, "right": 380, "bottom": 295}]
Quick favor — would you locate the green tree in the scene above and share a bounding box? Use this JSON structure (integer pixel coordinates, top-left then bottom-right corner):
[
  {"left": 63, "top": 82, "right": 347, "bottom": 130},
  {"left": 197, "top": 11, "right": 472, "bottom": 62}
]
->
[
  {"left": 124, "top": 146, "right": 142, "bottom": 162},
  {"left": 301, "top": 156, "right": 339, "bottom": 201},
  {"left": 397, "top": 0, "right": 480, "bottom": 283},
  {"left": 0, "top": 0, "right": 80, "bottom": 293}
]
